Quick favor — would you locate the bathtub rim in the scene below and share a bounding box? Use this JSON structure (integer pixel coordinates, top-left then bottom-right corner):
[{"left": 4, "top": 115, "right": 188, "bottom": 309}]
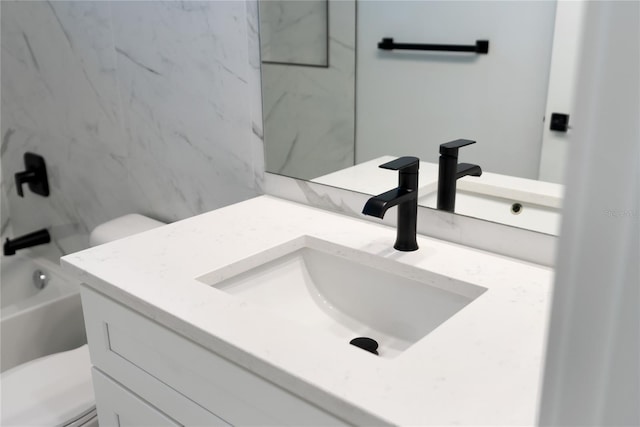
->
[{"left": 1, "top": 252, "right": 80, "bottom": 320}]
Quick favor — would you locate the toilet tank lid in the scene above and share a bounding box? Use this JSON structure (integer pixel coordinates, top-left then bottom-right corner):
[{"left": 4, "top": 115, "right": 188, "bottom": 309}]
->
[{"left": 90, "top": 214, "right": 165, "bottom": 247}]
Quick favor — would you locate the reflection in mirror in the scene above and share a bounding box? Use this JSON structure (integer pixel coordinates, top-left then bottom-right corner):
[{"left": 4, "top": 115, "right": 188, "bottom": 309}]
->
[
  {"left": 261, "top": 0, "right": 355, "bottom": 180},
  {"left": 260, "top": 1, "right": 585, "bottom": 235},
  {"left": 260, "top": 0, "right": 329, "bottom": 67}
]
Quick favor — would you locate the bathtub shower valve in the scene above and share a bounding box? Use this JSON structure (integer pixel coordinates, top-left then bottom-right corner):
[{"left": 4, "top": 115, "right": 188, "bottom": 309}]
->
[{"left": 15, "top": 152, "right": 50, "bottom": 197}]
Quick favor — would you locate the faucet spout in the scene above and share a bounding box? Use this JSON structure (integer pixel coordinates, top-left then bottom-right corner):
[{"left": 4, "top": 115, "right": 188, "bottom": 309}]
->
[
  {"left": 456, "top": 163, "right": 482, "bottom": 179},
  {"left": 362, "top": 188, "right": 415, "bottom": 218},
  {"left": 3, "top": 228, "right": 51, "bottom": 256},
  {"left": 362, "top": 157, "right": 419, "bottom": 251}
]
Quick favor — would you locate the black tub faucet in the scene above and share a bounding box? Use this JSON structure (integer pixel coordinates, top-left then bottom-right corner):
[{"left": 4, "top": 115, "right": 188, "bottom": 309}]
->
[
  {"left": 3, "top": 228, "right": 51, "bottom": 256},
  {"left": 362, "top": 157, "right": 419, "bottom": 251},
  {"left": 437, "top": 139, "right": 482, "bottom": 213}
]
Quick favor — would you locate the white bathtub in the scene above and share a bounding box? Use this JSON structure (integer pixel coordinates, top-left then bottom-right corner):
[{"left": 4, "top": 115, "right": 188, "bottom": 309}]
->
[{"left": 1, "top": 253, "right": 86, "bottom": 372}]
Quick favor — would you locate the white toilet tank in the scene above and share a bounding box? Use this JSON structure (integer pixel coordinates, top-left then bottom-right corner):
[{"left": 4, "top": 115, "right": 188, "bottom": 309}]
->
[{"left": 90, "top": 214, "right": 165, "bottom": 246}]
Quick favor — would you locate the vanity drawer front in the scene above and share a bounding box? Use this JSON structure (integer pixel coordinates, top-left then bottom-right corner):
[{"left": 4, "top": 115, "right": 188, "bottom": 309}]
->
[
  {"left": 92, "top": 368, "right": 180, "bottom": 426},
  {"left": 81, "top": 287, "right": 348, "bottom": 426}
]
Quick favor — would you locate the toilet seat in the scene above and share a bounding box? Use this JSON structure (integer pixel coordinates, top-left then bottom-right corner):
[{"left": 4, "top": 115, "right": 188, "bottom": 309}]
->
[{"left": 1, "top": 344, "right": 96, "bottom": 426}]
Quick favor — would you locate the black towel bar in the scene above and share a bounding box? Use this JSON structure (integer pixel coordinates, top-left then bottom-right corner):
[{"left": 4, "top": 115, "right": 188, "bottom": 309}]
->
[{"left": 378, "top": 38, "right": 489, "bottom": 54}]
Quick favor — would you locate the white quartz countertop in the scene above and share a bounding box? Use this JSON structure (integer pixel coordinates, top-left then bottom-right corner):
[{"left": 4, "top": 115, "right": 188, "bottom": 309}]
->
[
  {"left": 312, "top": 156, "right": 441, "bottom": 196},
  {"left": 62, "top": 196, "right": 553, "bottom": 426}
]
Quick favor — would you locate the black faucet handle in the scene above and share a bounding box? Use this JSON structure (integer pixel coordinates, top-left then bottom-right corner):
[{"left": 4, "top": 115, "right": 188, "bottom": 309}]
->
[
  {"left": 15, "top": 171, "right": 36, "bottom": 197},
  {"left": 15, "top": 152, "right": 50, "bottom": 198},
  {"left": 439, "top": 139, "right": 476, "bottom": 156},
  {"left": 379, "top": 156, "right": 420, "bottom": 174}
]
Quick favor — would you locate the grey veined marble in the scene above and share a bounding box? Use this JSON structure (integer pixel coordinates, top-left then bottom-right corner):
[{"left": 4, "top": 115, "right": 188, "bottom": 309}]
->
[
  {"left": 260, "top": 0, "right": 328, "bottom": 66},
  {"left": 262, "top": 0, "right": 355, "bottom": 181},
  {"left": 1, "top": 1, "right": 264, "bottom": 260}
]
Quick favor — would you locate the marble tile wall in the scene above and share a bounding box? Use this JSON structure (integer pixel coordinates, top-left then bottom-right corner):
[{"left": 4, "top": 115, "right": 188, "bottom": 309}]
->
[
  {"left": 0, "top": 165, "right": 10, "bottom": 241},
  {"left": 1, "top": 1, "right": 263, "bottom": 260},
  {"left": 260, "top": 0, "right": 328, "bottom": 66},
  {"left": 262, "top": 0, "right": 355, "bottom": 181}
]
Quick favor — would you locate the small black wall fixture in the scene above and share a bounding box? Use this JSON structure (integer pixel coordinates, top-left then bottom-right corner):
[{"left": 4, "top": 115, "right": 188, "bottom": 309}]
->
[
  {"left": 550, "top": 113, "right": 570, "bottom": 132},
  {"left": 378, "top": 38, "right": 489, "bottom": 54},
  {"left": 15, "top": 152, "right": 50, "bottom": 197}
]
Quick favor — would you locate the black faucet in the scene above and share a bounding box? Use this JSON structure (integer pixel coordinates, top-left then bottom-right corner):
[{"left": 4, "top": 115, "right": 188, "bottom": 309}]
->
[
  {"left": 3, "top": 229, "right": 51, "bottom": 256},
  {"left": 362, "top": 157, "right": 419, "bottom": 251},
  {"left": 437, "top": 139, "right": 482, "bottom": 213}
]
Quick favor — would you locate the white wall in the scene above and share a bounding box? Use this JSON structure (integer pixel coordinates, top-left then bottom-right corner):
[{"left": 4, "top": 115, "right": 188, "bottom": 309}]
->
[
  {"left": 1, "top": 1, "right": 263, "bottom": 259},
  {"left": 539, "top": 1, "right": 639, "bottom": 424},
  {"left": 356, "top": 1, "right": 556, "bottom": 179},
  {"left": 538, "top": 1, "right": 587, "bottom": 183}
]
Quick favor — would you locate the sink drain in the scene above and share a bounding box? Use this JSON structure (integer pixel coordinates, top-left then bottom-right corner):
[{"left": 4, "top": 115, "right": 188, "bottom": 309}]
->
[{"left": 349, "top": 337, "right": 379, "bottom": 355}]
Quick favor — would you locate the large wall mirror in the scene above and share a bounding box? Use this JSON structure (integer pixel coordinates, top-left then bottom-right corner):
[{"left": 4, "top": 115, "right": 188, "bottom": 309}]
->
[{"left": 259, "top": 0, "right": 585, "bottom": 235}]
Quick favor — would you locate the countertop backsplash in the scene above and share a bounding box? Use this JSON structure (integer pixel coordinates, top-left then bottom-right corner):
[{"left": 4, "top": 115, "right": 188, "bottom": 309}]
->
[{"left": 264, "top": 172, "right": 557, "bottom": 267}]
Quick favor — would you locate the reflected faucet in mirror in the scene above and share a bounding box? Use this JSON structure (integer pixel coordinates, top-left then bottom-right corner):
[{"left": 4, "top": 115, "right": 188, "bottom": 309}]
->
[
  {"left": 437, "top": 140, "right": 482, "bottom": 213},
  {"left": 259, "top": 0, "right": 577, "bottom": 235},
  {"left": 362, "top": 157, "right": 419, "bottom": 252}
]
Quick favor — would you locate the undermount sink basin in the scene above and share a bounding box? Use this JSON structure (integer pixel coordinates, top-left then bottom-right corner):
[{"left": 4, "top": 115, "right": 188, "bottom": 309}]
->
[{"left": 198, "top": 237, "right": 486, "bottom": 358}]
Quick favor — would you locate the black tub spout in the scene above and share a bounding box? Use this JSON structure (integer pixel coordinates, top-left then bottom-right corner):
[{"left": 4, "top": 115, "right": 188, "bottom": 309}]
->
[{"left": 3, "top": 229, "right": 51, "bottom": 256}]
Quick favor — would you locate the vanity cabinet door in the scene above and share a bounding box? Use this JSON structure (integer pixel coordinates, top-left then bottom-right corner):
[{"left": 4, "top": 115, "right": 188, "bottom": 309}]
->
[
  {"left": 81, "top": 286, "right": 348, "bottom": 426},
  {"left": 92, "top": 368, "right": 180, "bottom": 427}
]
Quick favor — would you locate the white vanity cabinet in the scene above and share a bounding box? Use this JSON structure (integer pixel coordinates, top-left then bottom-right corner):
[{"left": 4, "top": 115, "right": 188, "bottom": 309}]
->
[
  {"left": 81, "top": 286, "right": 348, "bottom": 427},
  {"left": 91, "top": 369, "right": 185, "bottom": 426}
]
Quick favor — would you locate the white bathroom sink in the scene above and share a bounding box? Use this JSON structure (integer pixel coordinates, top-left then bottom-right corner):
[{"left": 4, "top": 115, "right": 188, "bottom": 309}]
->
[{"left": 198, "top": 237, "right": 486, "bottom": 358}]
